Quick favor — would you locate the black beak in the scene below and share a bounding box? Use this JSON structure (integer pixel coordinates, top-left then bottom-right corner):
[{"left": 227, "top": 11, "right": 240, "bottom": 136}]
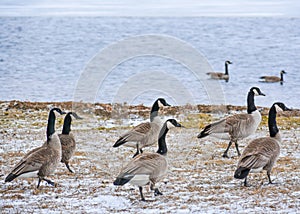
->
[
  {"left": 176, "top": 123, "right": 183, "bottom": 127},
  {"left": 285, "top": 107, "right": 292, "bottom": 111},
  {"left": 72, "top": 112, "right": 83, "bottom": 119}
]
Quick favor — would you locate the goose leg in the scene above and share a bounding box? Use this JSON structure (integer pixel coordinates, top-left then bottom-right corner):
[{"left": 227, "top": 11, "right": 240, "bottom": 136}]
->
[
  {"left": 43, "top": 178, "right": 55, "bottom": 186},
  {"left": 154, "top": 188, "right": 163, "bottom": 196},
  {"left": 139, "top": 186, "right": 146, "bottom": 201},
  {"left": 37, "top": 178, "right": 42, "bottom": 189},
  {"left": 243, "top": 177, "right": 250, "bottom": 187},
  {"left": 222, "top": 141, "right": 233, "bottom": 158},
  {"left": 234, "top": 141, "right": 241, "bottom": 156},
  {"left": 133, "top": 144, "right": 140, "bottom": 158},
  {"left": 65, "top": 162, "right": 74, "bottom": 173},
  {"left": 150, "top": 183, "right": 163, "bottom": 196},
  {"left": 267, "top": 171, "right": 274, "bottom": 184}
]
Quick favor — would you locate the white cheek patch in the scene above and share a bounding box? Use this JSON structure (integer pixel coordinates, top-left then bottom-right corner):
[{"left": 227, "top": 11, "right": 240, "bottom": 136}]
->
[
  {"left": 253, "top": 89, "right": 259, "bottom": 96},
  {"left": 274, "top": 104, "right": 283, "bottom": 112},
  {"left": 167, "top": 121, "right": 175, "bottom": 129},
  {"left": 158, "top": 100, "right": 164, "bottom": 108}
]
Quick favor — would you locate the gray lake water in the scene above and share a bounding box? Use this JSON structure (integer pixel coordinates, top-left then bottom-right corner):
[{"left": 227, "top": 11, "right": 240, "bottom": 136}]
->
[{"left": 1, "top": 17, "right": 299, "bottom": 108}]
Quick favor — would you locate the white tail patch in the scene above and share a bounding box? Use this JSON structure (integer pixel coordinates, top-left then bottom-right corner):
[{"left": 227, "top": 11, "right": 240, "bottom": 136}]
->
[
  {"left": 122, "top": 141, "right": 139, "bottom": 148},
  {"left": 250, "top": 167, "right": 263, "bottom": 173},
  {"left": 18, "top": 171, "right": 39, "bottom": 178},
  {"left": 129, "top": 174, "right": 150, "bottom": 186},
  {"left": 274, "top": 104, "right": 283, "bottom": 112}
]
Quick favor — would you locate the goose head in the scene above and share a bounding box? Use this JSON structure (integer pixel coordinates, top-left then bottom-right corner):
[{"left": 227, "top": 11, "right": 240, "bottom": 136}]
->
[
  {"left": 225, "top": 60, "right": 232, "bottom": 65},
  {"left": 280, "top": 70, "right": 286, "bottom": 75},
  {"left": 273, "top": 102, "right": 292, "bottom": 113},
  {"left": 68, "top": 112, "right": 83, "bottom": 120},
  {"left": 250, "top": 87, "right": 265, "bottom": 96},
  {"left": 157, "top": 98, "right": 171, "bottom": 108},
  {"left": 51, "top": 107, "right": 66, "bottom": 116},
  {"left": 166, "top": 119, "right": 182, "bottom": 130}
]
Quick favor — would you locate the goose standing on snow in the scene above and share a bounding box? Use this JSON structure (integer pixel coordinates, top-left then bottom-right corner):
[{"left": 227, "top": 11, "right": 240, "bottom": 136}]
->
[
  {"left": 5, "top": 108, "right": 65, "bottom": 188},
  {"left": 197, "top": 87, "right": 265, "bottom": 158},
  {"left": 259, "top": 70, "right": 286, "bottom": 85},
  {"left": 113, "top": 98, "right": 171, "bottom": 157},
  {"left": 59, "top": 112, "right": 82, "bottom": 173},
  {"left": 113, "top": 119, "right": 182, "bottom": 201},
  {"left": 206, "top": 60, "right": 232, "bottom": 82},
  {"left": 234, "top": 102, "right": 291, "bottom": 186}
]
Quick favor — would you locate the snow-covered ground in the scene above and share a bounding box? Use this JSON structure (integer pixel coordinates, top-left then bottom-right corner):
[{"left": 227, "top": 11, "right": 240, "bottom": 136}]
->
[{"left": 0, "top": 106, "right": 299, "bottom": 213}]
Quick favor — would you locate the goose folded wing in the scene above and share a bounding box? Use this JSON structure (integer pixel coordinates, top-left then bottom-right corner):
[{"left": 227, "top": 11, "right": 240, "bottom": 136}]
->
[
  {"left": 119, "top": 154, "right": 164, "bottom": 178},
  {"left": 120, "top": 122, "right": 152, "bottom": 141},
  {"left": 238, "top": 139, "right": 276, "bottom": 169},
  {"left": 10, "top": 147, "right": 49, "bottom": 176},
  {"left": 226, "top": 113, "right": 253, "bottom": 130}
]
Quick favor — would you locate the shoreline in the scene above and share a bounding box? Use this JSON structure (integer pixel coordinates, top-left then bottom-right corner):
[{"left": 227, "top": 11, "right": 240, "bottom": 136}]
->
[{"left": 1, "top": 100, "right": 299, "bottom": 117}]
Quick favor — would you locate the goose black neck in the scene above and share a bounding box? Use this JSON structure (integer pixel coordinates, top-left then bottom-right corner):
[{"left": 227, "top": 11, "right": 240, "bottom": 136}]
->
[
  {"left": 150, "top": 101, "right": 160, "bottom": 122},
  {"left": 47, "top": 110, "right": 56, "bottom": 141},
  {"left": 280, "top": 73, "right": 284, "bottom": 81},
  {"left": 247, "top": 91, "right": 257, "bottom": 114},
  {"left": 268, "top": 105, "right": 279, "bottom": 137},
  {"left": 62, "top": 113, "right": 72, "bottom": 134},
  {"left": 225, "top": 62, "right": 229, "bottom": 75},
  {"left": 156, "top": 123, "right": 168, "bottom": 155}
]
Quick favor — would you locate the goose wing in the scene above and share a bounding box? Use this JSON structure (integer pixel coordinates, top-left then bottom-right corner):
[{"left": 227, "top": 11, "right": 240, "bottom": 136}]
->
[
  {"left": 237, "top": 138, "right": 279, "bottom": 169},
  {"left": 6, "top": 147, "right": 50, "bottom": 180},
  {"left": 199, "top": 113, "right": 252, "bottom": 138},
  {"left": 259, "top": 76, "right": 280, "bottom": 82},
  {"left": 207, "top": 72, "right": 223, "bottom": 79},
  {"left": 113, "top": 122, "right": 152, "bottom": 147},
  {"left": 114, "top": 153, "right": 167, "bottom": 185},
  {"left": 226, "top": 113, "right": 254, "bottom": 134}
]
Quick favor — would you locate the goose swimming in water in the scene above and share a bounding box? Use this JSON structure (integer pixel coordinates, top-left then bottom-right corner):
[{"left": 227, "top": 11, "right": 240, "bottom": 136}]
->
[
  {"left": 259, "top": 70, "right": 286, "bottom": 85},
  {"left": 206, "top": 60, "right": 232, "bottom": 82}
]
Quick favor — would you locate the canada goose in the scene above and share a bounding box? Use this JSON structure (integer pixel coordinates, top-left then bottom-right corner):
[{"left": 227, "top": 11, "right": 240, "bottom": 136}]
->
[
  {"left": 59, "top": 112, "right": 82, "bottom": 173},
  {"left": 113, "top": 98, "right": 171, "bottom": 157},
  {"left": 197, "top": 87, "right": 265, "bottom": 158},
  {"left": 234, "top": 102, "right": 291, "bottom": 186},
  {"left": 113, "top": 119, "right": 182, "bottom": 201},
  {"left": 260, "top": 70, "right": 286, "bottom": 84},
  {"left": 5, "top": 108, "right": 65, "bottom": 188},
  {"left": 206, "top": 60, "right": 232, "bottom": 82}
]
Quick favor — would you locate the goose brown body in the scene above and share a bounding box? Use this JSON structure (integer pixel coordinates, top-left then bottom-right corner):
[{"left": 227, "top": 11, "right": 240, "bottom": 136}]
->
[
  {"left": 58, "top": 112, "right": 82, "bottom": 173},
  {"left": 207, "top": 60, "right": 232, "bottom": 81},
  {"left": 260, "top": 70, "right": 286, "bottom": 83},
  {"left": 113, "top": 98, "right": 170, "bottom": 157},
  {"left": 234, "top": 102, "right": 291, "bottom": 186},
  {"left": 5, "top": 108, "right": 65, "bottom": 188},
  {"left": 114, "top": 119, "right": 182, "bottom": 201},
  {"left": 198, "top": 87, "right": 265, "bottom": 158}
]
